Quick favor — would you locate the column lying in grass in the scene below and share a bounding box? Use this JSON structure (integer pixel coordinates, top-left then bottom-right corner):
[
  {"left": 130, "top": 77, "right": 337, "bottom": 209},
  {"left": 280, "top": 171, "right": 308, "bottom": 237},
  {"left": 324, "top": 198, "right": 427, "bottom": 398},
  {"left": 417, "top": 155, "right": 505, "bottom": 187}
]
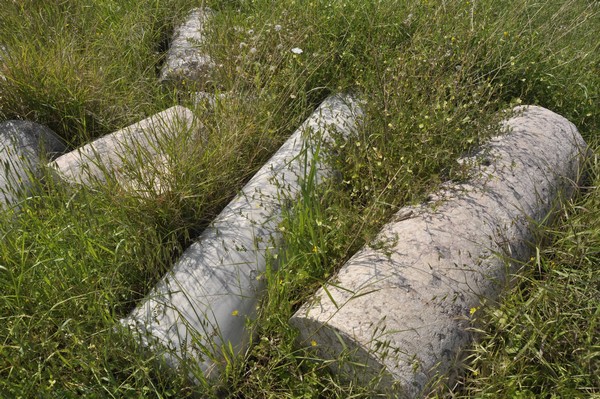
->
[
  {"left": 290, "top": 106, "right": 588, "bottom": 398},
  {"left": 122, "top": 94, "right": 364, "bottom": 377},
  {"left": 49, "top": 106, "right": 198, "bottom": 195},
  {"left": 0, "top": 120, "right": 66, "bottom": 209},
  {"left": 160, "top": 7, "right": 215, "bottom": 86}
]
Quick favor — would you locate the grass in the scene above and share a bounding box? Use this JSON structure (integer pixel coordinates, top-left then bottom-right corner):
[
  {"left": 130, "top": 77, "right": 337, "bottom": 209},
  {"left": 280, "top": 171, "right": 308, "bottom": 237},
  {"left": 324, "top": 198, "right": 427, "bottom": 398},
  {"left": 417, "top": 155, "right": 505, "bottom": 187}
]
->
[{"left": 0, "top": 0, "right": 598, "bottom": 397}]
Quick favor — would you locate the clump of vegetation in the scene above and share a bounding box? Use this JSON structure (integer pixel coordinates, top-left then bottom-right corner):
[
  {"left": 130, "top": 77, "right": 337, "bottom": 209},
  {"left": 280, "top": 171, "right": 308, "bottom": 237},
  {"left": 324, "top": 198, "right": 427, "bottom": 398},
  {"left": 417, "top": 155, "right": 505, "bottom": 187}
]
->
[{"left": 0, "top": 0, "right": 598, "bottom": 397}]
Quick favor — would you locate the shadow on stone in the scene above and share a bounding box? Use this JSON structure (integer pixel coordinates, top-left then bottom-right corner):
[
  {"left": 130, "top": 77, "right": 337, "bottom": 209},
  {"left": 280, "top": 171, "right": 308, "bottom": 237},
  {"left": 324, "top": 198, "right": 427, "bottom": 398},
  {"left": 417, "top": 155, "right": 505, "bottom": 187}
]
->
[{"left": 0, "top": 120, "right": 66, "bottom": 209}]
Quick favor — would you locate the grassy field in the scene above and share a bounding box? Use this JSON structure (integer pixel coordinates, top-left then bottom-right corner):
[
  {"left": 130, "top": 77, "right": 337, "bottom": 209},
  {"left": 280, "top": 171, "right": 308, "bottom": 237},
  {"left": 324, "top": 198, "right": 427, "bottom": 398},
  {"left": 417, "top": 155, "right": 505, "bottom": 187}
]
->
[{"left": 0, "top": 0, "right": 598, "bottom": 397}]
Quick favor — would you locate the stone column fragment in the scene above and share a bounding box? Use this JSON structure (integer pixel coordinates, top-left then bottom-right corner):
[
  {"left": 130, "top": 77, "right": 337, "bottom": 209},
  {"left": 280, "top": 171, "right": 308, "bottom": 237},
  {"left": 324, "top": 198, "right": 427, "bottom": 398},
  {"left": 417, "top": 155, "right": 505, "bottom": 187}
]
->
[
  {"left": 290, "top": 106, "right": 587, "bottom": 397},
  {"left": 49, "top": 106, "right": 198, "bottom": 193},
  {"left": 160, "top": 7, "right": 215, "bottom": 85},
  {"left": 0, "top": 44, "right": 7, "bottom": 81},
  {"left": 122, "top": 94, "right": 363, "bottom": 377},
  {"left": 0, "top": 120, "right": 66, "bottom": 208}
]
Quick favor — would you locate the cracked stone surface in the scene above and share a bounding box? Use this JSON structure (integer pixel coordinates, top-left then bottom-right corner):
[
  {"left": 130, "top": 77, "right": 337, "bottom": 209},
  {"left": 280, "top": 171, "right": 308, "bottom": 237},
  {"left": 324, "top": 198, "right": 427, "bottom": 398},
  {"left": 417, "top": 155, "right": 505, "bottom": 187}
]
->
[
  {"left": 121, "top": 94, "right": 364, "bottom": 378},
  {"left": 290, "top": 105, "right": 588, "bottom": 398},
  {"left": 49, "top": 106, "right": 199, "bottom": 194},
  {"left": 160, "top": 7, "right": 215, "bottom": 85},
  {"left": 0, "top": 120, "right": 66, "bottom": 208}
]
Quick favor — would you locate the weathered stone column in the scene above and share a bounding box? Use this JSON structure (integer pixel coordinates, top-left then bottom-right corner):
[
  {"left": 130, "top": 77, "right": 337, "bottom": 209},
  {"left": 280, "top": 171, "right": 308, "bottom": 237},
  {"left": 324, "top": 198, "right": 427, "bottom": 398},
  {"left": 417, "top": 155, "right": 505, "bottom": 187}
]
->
[
  {"left": 160, "top": 7, "right": 215, "bottom": 85},
  {"left": 290, "top": 106, "right": 587, "bottom": 397},
  {"left": 0, "top": 121, "right": 66, "bottom": 208},
  {"left": 49, "top": 106, "right": 198, "bottom": 193},
  {"left": 122, "top": 94, "right": 363, "bottom": 377}
]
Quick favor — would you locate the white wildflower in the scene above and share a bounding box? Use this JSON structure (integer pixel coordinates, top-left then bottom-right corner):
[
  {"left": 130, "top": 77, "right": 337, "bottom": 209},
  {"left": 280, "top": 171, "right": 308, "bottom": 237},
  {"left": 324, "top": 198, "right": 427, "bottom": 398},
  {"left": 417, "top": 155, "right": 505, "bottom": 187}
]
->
[
  {"left": 274, "top": 24, "right": 282, "bottom": 32},
  {"left": 291, "top": 47, "right": 303, "bottom": 54}
]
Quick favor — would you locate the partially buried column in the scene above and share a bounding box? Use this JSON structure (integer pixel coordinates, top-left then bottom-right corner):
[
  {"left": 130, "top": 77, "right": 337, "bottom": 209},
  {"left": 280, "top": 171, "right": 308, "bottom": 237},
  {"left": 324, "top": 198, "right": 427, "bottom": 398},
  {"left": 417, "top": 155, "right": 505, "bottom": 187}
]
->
[
  {"left": 49, "top": 106, "right": 198, "bottom": 195},
  {"left": 121, "top": 94, "right": 364, "bottom": 378},
  {"left": 0, "top": 120, "right": 66, "bottom": 209},
  {"left": 160, "top": 7, "right": 215, "bottom": 86},
  {"left": 290, "top": 105, "right": 588, "bottom": 397}
]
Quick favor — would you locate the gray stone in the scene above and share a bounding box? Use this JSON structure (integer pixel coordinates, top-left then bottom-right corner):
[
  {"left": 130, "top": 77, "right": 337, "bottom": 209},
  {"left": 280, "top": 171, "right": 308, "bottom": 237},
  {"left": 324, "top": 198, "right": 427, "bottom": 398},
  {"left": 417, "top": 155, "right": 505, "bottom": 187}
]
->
[
  {"left": 49, "top": 106, "right": 199, "bottom": 194},
  {"left": 160, "top": 8, "right": 215, "bottom": 85},
  {"left": 192, "top": 91, "right": 231, "bottom": 109},
  {"left": 121, "top": 94, "right": 364, "bottom": 378},
  {"left": 0, "top": 120, "right": 66, "bottom": 208},
  {"left": 290, "top": 106, "right": 587, "bottom": 397},
  {"left": 0, "top": 44, "right": 7, "bottom": 81}
]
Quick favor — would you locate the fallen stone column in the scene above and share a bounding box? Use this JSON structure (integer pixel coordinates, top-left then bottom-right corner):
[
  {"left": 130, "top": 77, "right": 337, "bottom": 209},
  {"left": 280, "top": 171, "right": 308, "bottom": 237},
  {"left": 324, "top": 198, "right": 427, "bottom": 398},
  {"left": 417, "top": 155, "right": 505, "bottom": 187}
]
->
[
  {"left": 0, "top": 120, "right": 66, "bottom": 209},
  {"left": 160, "top": 7, "right": 215, "bottom": 86},
  {"left": 122, "top": 94, "right": 363, "bottom": 377},
  {"left": 49, "top": 106, "right": 198, "bottom": 194},
  {"left": 290, "top": 106, "right": 587, "bottom": 397}
]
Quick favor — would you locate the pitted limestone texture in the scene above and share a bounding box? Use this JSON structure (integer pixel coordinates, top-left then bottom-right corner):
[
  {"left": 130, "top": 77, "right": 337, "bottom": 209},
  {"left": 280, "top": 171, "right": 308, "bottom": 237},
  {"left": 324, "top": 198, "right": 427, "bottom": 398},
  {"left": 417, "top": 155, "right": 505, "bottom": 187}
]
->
[
  {"left": 122, "top": 94, "right": 364, "bottom": 377},
  {"left": 290, "top": 105, "right": 587, "bottom": 398},
  {"left": 49, "top": 106, "right": 199, "bottom": 194},
  {"left": 160, "top": 7, "right": 215, "bottom": 86},
  {"left": 0, "top": 120, "right": 66, "bottom": 208}
]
